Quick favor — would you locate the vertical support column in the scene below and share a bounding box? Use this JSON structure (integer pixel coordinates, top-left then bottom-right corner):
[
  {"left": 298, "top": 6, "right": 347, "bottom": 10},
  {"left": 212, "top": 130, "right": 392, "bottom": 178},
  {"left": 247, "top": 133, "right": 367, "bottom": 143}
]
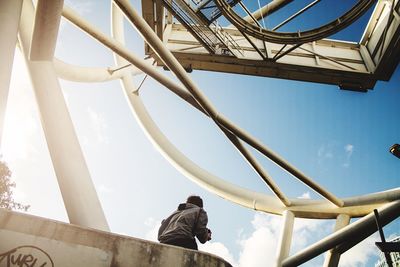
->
[
  {"left": 323, "top": 214, "right": 350, "bottom": 267},
  {"left": 275, "top": 210, "right": 295, "bottom": 267},
  {"left": 18, "top": 0, "right": 109, "bottom": 231},
  {"left": 0, "top": 0, "right": 23, "bottom": 146}
]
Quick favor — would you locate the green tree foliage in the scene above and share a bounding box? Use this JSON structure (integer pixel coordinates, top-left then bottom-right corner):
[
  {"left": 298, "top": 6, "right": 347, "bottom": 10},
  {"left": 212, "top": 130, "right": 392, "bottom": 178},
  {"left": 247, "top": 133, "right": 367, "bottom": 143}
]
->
[{"left": 0, "top": 161, "right": 29, "bottom": 211}]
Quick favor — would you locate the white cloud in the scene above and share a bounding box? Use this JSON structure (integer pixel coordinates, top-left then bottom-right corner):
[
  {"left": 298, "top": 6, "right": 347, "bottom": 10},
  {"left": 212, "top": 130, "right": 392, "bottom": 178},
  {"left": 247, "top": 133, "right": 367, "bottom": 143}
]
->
[
  {"left": 234, "top": 214, "right": 377, "bottom": 267},
  {"left": 199, "top": 242, "right": 237, "bottom": 266},
  {"left": 87, "top": 107, "right": 109, "bottom": 144},
  {"left": 298, "top": 192, "right": 311, "bottom": 199},
  {"left": 234, "top": 213, "right": 282, "bottom": 266},
  {"left": 2, "top": 50, "right": 39, "bottom": 163},
  {"left": 144, "top": 213, "right": 378, "bottom": 267},
  {"left": 144, "top": 217, "right": 161, "bottom": 242},
  {"left": 339, "top": 233, "right": 379, "bottom": 267},
  {"left": 61, "top": 1, "right": 94, "bottom": 30},
  {"left": 318, "top": 143, "right": 355, "bottom": 167},
  {"left": 317, "top": 144, "right": 335, "bottom": 161},
  {"left": 97, "top": 184, "right": 114, "bottom": 195},
  {"left": 345, "top": 144, "right": 354, "bottom": 154},
  {"left": 144, "top": 216, "right": 236, "bottom": 265},
  {"left": 291, "top": 218, "right": 329, "bottom": 253},
  {"left": 237, "top": 220, "right": 279, "bottom": 267},
  {"left": 65, "top": 0, "right": 94, "bottom": 15},
  {"left": 343, "top": 144, "right": 354, "bottom": 168}
]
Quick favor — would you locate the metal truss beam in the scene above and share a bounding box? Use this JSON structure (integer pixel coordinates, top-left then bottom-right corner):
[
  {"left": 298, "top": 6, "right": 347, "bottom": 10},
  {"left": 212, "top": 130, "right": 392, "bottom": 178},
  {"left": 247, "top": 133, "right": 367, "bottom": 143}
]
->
[
  {"left": 62, "top": 2, "right": 400, "bottom": 216},
  {"left": 143, "top": 0, "right": 400, "bottom": 91},
  {"left": 159, "top": 24, "right": 376, "bottom": 91}
]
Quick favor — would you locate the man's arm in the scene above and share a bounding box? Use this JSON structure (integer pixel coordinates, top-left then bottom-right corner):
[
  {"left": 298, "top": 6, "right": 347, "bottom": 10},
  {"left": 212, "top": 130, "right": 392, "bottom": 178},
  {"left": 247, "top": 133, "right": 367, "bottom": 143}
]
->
[{"left": 194, "top": 209, "right": 211, "bottom": 243}]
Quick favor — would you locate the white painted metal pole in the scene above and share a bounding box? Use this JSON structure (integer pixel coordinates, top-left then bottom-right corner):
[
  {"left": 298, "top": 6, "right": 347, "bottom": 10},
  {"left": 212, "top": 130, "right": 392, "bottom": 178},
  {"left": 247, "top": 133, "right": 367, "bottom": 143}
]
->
[
  {"left": 275, "top": 210, "right": 295, "bottom": 267},
  {"left": 62, "top": 3, "right": 400, "bottom": 217},
  {"left": 53, "top": 58, "right": 142, "bottom": 82},
  {"left": 109, "top": 3, "right": 286, "bottom": 217},
  {"left": 62, "top": 6, "right": 205, "bottom": 111},
  {"left": 221, "top": 127, "right": 291, "bottom": 206},
  {"left": 61, "top": 5, "right": 349, "bottom": 208},
  {"left": 282, "top": 200, "right": 400, "bottom": 267},
  {"left": 113, "top": 0, "right": 218, "bottom": 118},
  {"left": 29, "top": 0, "right": 64, "bottom": 61},
  {"left": 0, "top": 0, "right": 23, "bottom": 147},
  {"left": 112, "top": 0, "right": 344, "bottom": 208},
  {"left": 19, "top": 0, "right": 109, "bottom": 231},
  {"left": 322, "top": 214, "right": 350, "bottom": 267},
  {"left": 242, "top": 0, "right": 294, "bottom": 24}
]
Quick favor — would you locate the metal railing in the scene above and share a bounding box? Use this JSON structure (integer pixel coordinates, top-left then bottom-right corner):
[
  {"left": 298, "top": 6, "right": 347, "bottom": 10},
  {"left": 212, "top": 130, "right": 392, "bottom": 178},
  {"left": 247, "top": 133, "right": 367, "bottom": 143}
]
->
[{"left": 159, "top": 0, "right": 243, "bottom": 56}]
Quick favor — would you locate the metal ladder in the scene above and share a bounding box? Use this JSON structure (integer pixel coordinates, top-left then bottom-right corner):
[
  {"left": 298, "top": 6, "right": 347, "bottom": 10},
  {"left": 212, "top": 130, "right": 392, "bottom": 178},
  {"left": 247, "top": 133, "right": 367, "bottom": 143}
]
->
[{"left": 159, "top": 0, "right": 243, "bottom": 57}]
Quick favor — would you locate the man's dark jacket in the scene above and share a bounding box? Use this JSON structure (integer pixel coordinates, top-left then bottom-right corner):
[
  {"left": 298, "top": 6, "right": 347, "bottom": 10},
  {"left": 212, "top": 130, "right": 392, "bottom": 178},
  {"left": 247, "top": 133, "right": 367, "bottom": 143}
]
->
[{"left": 158, "top": 203, "right": 209, "bottom": 244}]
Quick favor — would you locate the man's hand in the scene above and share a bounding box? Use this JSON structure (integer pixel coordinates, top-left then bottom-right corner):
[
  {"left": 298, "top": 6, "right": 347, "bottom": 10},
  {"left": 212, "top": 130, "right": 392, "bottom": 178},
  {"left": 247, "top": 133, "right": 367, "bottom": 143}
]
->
[{"left": 207, "top": 229, "right": 212, "bottom": 241}]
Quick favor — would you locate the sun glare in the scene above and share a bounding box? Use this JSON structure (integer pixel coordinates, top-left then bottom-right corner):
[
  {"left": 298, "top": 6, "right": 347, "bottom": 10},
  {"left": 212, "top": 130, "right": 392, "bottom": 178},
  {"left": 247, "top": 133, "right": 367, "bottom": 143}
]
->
[{"left": 2, "top": 49, "right": 38, "bottom": 163}]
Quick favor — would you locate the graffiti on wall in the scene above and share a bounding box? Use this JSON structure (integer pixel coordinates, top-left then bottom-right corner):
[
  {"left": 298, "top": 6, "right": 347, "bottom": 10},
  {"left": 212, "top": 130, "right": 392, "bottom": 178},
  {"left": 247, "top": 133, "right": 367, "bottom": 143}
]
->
[{"left": 0, "top": 245, "right": 54, "bottom": 267}]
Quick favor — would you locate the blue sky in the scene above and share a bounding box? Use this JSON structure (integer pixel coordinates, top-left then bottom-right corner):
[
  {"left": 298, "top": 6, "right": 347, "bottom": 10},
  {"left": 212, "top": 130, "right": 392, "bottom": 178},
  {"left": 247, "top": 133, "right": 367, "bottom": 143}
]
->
[{"left": 2, "top": 1, "right": 399, "bottom": 266}]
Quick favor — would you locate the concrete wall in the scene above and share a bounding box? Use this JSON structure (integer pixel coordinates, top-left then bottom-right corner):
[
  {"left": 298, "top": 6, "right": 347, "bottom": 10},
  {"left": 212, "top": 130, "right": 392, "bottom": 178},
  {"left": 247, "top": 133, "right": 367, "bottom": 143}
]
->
[{"left": 0, "top": 209, "right": 232, "bottom": 267}]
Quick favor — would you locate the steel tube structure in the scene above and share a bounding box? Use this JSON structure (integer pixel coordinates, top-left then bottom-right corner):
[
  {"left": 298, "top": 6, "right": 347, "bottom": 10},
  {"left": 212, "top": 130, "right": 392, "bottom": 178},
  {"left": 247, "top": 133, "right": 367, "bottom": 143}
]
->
[
  {"left": 2, "top": 1, "right": 398, "bottom": 266},
  {"left": 282, "top": 201, "right": 400, "bottom": 267},
  {"left": 112, "top": 0, "right": 344, "bottom": 208},
  {"left": 109, "top": 1, "right": 286, "bottom": 216},
  {"left": 0, "top": 0, "right": 23, "bottom": 146},
  {"left": 216, "top": 115, "right": 344, "bottom": 207},
  {"left": 62, "top": 5, "right": 205, "bottom": 113},
  {"left": 63, "top": 1, "right": 341, "bottom": 207},
  {"left": 61, "top": 3, "right": 400, "bottom": 217},
  {"left": 53, "top": 58, "right": 143, "bottom": 83},
  {"left": 221, "top": 126, "right": 291, "bottom": 206},
  {"left": 275, "top": 210, "right": 295, "bottom": 266},
  {"left": 113, "top": 0, "right": 219, "bottom": 118},
  {"left": 242, "top": 0, "right": 294, "bottom": 24},
  {"left": 272, "top": 0, "right": 322, "bottom": 31},
  {"left": 215, "top": 0, "right": 376, "bottom": 44},
  {"left": 19, "top": 0, "right": 109, "bottom": 231},
  {"left": 29, "top": 0, "right": 64, "bottom": 60},
  {"left": 322, "top": 214, "right": 350, "bottom": 267}
]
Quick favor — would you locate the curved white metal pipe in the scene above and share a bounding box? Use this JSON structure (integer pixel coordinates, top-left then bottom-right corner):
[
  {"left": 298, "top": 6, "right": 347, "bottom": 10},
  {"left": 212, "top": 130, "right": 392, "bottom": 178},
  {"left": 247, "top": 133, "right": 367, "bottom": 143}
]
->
[
  {"left": 62, "top": 5, "right": 203, "bottom": 111},
  {"left": 53, "top": 58, "right": 143, "bottom": 82},
  {"left": 114, "top": 0, "right": 345, "bottom": 207},
  {"left": 110, "top": 2, "right": 284, "bottom": 216},
  {"left": 64, "top": 2, "right": 400, "bottom": 217},
  {"left": 130, "top": 92, "right": 288, "bottom": 215},
  {"left": 109, "top": 3, "right": 400, "bottom": 218},
  {"left": 282, "top": 200, "right": 400, "bottom": 266},
  {"left": 119, "top": 74, "right": 399, "bottom": 218}
]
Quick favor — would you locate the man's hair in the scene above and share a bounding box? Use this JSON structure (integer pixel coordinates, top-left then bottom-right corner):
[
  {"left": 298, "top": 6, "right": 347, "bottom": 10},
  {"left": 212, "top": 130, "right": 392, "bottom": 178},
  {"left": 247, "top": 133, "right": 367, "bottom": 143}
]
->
[{"left": 186, "top": 195, "right": 203, "bottom": 208}]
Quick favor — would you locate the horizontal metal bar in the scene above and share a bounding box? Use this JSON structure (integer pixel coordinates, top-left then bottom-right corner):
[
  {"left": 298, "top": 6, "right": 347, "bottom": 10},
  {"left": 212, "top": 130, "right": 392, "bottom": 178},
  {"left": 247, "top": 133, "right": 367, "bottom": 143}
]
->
[
  {"left": 114, "top": 0, "right": 345, "bottom": 207},
  {"left": 64, "top": 1, "right": 344, "bottom": 208},
  {"left": 376, "top": 242, "right": 400, "bottom": 253},
  {"left": 272, "top": 0, "right": 321, "bottom": 31},
  {"left": 221, "top": 126, "right": 291, "bottom": 206},
  {"left": 282, "top": 201, "right": 400, "bottom": 267}
]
